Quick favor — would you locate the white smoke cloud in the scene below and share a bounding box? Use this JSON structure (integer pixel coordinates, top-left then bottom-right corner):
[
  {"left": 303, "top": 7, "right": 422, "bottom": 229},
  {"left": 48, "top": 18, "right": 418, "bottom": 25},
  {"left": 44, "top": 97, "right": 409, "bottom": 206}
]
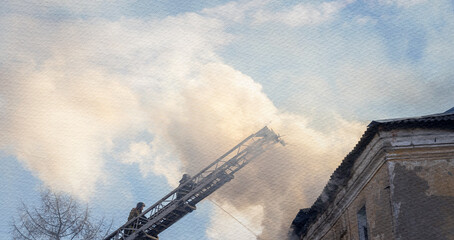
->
[
  {"left": 121, "top": 61, "right": 365, "bottom": 239},
  {"left": 0, "top": 61, "right": 144, "bottom": 200},
  {"left": 0, "top": 3, "right": 366, "bottom": 239},
  {"left": 0, "top": 10, "right": 229, "bottom": 200}
]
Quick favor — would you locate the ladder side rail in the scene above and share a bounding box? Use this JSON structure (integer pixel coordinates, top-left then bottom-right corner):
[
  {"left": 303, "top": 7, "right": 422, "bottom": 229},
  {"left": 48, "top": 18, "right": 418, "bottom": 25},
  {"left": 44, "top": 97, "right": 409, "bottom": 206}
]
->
[
  {"left": 185, "top": 133, "right": 259, "bottom": 188},
  {"left": 189, "top": 132, "right": 256, "bottom": 181},
  {"left": 226, "top": 140, "right": 276, "bottom": 177},
  {"left": 105, "top": 127, "right": 280, "bottom": 240},
  {"left": 143, "top": 133, "right": 262, "bottom": 221},
  {"left": 188, "top": 126, "right": 273, "bottom": 185},
  {"left": 177, "top": 135, "right": 267, "bottom": 204},
  {"left": 190, "top": 126, "right": 272, "bottom": 178},
  {"left": 205, "top": 133, "right": 273, "bottom": 179},
  {"left": 131, "top": 172, "right": 240, "bottom": 238},
  {"left": 188, "top": 127, "right": 276, "bottom": 191},
  {"left": 104, "top": 190, "right": 180, "bottom": 240},
  {"left": 104, "top": 133, "right": 260, "bottom": 240},
  {"left": 146, "top": 128, "right": 262, "bottom": 210},
  {"left": 127, "top": 162, "right": 243, "bottom": 238},
  {"left": 162, "top": 131, "right": 269, "bottom": 207},
  {"left": 188, "top": 134, "right": 278, "bottom": 205},
  {"left": 153, "top": 174, "right": 235, "bottom": 235},
  {"left": 125, "top": 203, "right": 184, "bottom": 239},
  {"left": 125, "top": 136, "right": 274, "bottom": 239},
  {"left": 136, "top": 135, "right": 277, "bottom": 236},
  {"left": 147, "top": 137, "right": 278, "bottom": 235}
]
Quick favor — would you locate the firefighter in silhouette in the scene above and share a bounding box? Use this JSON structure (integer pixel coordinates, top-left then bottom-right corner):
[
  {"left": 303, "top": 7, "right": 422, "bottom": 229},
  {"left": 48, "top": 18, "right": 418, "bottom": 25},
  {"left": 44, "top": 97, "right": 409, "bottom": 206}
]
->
[
  {"left": 176, "top": 174, "right": 196, "bottom": 211},
  {"left": 128, "top": 202, "right": 145, "bottom": 221},
  {"left": 125, "top": 202, "right": 148, "bottom": 237}
]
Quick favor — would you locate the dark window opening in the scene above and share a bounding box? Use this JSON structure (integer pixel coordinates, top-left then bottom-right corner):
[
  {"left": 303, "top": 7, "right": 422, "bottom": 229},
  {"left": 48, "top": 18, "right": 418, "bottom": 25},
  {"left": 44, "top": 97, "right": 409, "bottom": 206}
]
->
[{"left": 357, "top": 205, "right": 369, "bottom": 240}]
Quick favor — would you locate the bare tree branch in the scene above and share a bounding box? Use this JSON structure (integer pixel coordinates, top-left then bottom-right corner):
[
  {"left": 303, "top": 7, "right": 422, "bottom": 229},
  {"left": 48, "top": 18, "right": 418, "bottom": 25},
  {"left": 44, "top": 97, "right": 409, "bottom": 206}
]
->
[
  {"left": 23, "top": 205, "right": 55, "bottom": 238},
  {"left": 12, "top": 220, "right": 35, "bottom": 240},
  {"left": 11, "top": 189, "right": 112, "bottom": 240}
]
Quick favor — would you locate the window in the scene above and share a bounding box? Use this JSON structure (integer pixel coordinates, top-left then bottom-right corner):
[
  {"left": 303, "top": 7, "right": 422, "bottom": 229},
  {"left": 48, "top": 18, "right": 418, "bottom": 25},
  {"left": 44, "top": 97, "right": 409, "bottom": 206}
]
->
[{"left": 357, "top": 206, "right": 369, "bottom": 240}]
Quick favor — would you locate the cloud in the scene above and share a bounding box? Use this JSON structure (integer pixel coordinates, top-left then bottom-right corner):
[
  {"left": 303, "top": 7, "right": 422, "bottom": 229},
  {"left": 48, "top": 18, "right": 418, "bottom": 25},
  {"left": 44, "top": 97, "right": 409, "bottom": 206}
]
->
[
  {"left": 1, "top": 1, "right": 128, "bottom": 18},
  {"left": 201, "top": 0, "right": 271, "bottom": 23},
  {"left": 125, "top": 60, "right": 366, "bottom": 239},
  {"left": 0, "top": 11, "right": 229, "bottom": 200},
  {"left": 200, "top": 0, "right": 354, "bottom": 27},
  {"left": 0, "top": 63, "right": 144, "bottom": 200},
  {"left": 252, "top": 0, "right": 354, "bottom": 27},
  {"left": 121, "top": 140, "right": 183, "bottom": 187},
  {"left": 287, "top": 62, "right": 453, "bottom": 123},
  {"left": 378, "top": 0, "right": 428, "bottom": 7},
  {"left": 208, "top": 113, "right": 365, "bottom": 239},
  {"left": 0, "top": 2, "right": 377, "bottom": 239}
]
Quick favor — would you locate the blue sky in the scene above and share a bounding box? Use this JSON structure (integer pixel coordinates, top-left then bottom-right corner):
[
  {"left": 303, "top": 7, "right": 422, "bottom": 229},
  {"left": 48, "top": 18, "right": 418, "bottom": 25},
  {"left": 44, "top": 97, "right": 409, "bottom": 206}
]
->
[{"left": 1, "top": 0, "right": 453, "bottom": 239}]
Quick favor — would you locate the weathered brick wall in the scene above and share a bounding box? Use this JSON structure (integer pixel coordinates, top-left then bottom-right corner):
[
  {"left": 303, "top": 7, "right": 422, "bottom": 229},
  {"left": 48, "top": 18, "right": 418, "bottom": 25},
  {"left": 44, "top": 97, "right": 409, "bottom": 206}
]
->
[
  {"left": 320, "top": 164, "right": 393, "bottom": 240},
  {"left": 300, "top": 128, "right": 454, "bottom": 240},
  {"left": 389, "top": 159, "right": 454, "bottom": 240}
]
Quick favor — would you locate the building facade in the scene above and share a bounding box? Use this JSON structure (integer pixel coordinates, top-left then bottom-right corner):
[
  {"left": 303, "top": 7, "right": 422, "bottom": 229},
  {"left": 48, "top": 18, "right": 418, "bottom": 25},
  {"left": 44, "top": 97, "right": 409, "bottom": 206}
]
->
[{"left": 291, "top": 108, "right": 454, "bottom": 240}]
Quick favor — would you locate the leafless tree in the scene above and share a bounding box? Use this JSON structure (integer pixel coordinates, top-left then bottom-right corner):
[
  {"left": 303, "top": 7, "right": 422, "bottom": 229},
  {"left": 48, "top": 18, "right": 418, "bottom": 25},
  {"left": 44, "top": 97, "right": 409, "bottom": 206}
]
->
[{"left": 12, "top": 189, "right": 112, "bottom": 240}]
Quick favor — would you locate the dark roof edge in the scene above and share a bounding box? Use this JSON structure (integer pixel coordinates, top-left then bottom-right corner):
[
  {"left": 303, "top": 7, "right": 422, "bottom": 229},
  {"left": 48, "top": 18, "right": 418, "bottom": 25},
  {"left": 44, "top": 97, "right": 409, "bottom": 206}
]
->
[{"left": 292, "top": 110, "right": 454, "bottom": 237}]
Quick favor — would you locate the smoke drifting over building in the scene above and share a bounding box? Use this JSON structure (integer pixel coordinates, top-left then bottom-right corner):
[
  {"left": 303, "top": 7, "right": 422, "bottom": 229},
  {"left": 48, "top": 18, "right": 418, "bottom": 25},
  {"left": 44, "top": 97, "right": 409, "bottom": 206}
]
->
[
  {"left": 121, "top": 63, "right": 366, "bottom": 239},
  {"left": 291, "top": 108, "right": 454, "bottom": 240},
  {"left": 1, "top": 10, "right": 364, "bottom": 239}
]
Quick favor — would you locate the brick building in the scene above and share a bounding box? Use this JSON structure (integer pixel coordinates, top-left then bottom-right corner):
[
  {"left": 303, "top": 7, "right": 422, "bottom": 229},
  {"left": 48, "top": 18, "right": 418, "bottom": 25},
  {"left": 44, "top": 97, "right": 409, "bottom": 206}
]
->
[{"left": 291, "top": 108, "right": 454, "bottom": 240}]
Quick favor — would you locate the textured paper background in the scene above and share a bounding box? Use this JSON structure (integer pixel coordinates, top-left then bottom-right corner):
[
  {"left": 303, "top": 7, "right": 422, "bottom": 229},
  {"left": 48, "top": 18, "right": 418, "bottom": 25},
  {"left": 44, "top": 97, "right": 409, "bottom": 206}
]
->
[{"left": 1, "top": 1, "right": 453, "bottom": 239}]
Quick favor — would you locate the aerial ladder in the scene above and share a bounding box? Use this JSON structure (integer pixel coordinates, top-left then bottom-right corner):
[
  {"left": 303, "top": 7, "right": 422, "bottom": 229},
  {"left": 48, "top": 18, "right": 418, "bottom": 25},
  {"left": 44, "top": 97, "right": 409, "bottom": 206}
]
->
[{"left": 104, "top": 126, "right": 285, "bottom": 240}]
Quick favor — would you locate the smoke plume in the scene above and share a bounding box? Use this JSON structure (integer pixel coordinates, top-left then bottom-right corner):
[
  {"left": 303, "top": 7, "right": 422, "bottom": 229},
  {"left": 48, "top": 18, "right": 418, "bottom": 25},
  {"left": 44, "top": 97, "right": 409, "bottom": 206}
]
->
[
  {"left": 0, "top": 10, "right": 365, "bottom": 239},
  {"left": 137, "top": 63, "right": 365, "bottom": 238}
]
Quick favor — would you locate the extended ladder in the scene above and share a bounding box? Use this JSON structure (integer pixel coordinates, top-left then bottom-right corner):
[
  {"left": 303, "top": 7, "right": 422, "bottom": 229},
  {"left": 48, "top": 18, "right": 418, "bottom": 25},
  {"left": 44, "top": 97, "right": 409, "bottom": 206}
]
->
[{"left": 104, "top": 126, "right": 284, "bottom": 240}]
